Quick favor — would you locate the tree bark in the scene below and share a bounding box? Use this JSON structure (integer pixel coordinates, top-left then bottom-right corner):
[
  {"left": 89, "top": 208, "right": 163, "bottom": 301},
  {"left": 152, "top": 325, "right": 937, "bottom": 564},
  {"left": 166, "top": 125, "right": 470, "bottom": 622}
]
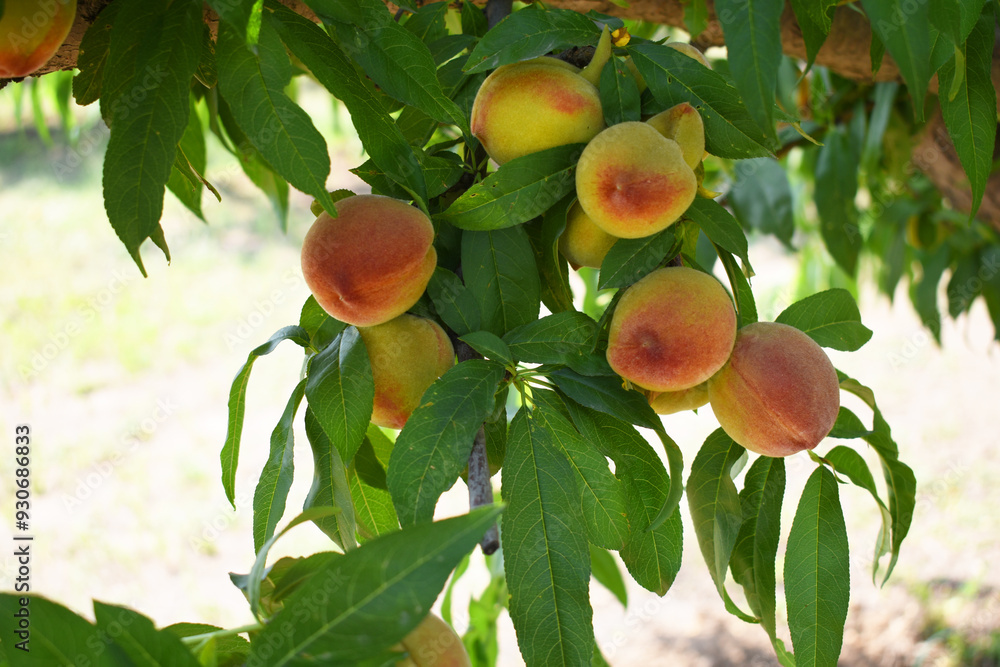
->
[{"left": 7, "top": 0, "right": 999, "bottom": 231}]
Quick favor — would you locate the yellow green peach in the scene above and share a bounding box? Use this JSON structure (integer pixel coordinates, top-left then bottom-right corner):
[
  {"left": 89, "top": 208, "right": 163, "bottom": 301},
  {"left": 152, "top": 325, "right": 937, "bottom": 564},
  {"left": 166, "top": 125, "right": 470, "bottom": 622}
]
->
[
  {"left": 558, "top": 201, "right": 619, "bottom": 270},
  {"left": 646, "top": 102, "right": 706, "bottom": 170}
]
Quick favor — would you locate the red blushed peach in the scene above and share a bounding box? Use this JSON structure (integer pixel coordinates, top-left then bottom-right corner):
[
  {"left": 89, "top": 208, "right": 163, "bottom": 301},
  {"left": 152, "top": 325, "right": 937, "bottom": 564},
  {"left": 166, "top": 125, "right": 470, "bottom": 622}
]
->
[
  {"left": 301, "top": 195, "right": 436, "bottom": 328},
  {"left": 575, "top": 122, "right": 697, "bottom": 239},
  {"left": 0, "top": 0, "right": 77, "bottom": 78},
  {"left": 606, "top": 266, "right": 737, "bottom": 392},
  {"left": 470, "top": 58, "right": 605, "bottom": 165},
  {"left": 707, "top": 322, "right": 840, "bottom": 457},
  {"left": 359, "top": 315, "right": 454, "bottom": 430}
]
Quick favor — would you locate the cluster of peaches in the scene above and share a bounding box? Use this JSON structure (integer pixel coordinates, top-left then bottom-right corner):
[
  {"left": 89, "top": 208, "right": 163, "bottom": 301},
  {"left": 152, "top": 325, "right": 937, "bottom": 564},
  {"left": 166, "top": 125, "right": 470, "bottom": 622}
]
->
[{"left": 301, "top": 33, "right": 840, "bottom": 459}]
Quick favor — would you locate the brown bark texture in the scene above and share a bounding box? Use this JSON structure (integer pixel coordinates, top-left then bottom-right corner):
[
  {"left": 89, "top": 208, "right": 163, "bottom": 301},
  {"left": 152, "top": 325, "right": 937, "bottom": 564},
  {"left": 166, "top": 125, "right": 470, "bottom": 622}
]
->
[{"left": 7, "top": 0, "right": 1000, "bottom": 231}]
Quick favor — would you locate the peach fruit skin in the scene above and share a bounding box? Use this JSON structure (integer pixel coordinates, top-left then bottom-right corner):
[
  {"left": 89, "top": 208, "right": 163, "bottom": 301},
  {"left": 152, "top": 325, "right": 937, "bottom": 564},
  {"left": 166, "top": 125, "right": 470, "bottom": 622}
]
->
[
  {"left": 558, "top": 201, "right": 619, "bottom": 270},
  {"left": 646, "top": 102, "right": 706, "bottom": 171},
  {"left": 396, "top": 612, "right": 472, "bottom": 667},
  {"left": 575, "top": 122, "right": 697, "bottom": 239},
  {"left": 708, "top": 321, "right": 841, "bottom": 457},
  {"left": 607, "top": 266, "right": 737, "bottom": 392},
  {"left": 647, "top": 382, "right": 709, "bottom": 415},
  {"left": 359, "top": 315, "right": 454, "bottom": 430},
  {"left": 470, "top": 58, "right": 605, "bottom": 165},
  {"left": 301, "top": 195, "right": 436, "bottom": 328},
  {"left": 0, "top": 0, "right": 77, "bottom": 78}
]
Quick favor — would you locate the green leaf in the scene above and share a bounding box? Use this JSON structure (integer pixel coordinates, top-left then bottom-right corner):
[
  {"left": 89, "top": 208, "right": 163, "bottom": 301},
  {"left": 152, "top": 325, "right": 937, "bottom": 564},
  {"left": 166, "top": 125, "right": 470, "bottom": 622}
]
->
[
  {"left": 938, "top": 7, "right": 996, "bottom": 219},
  {"left": 683, "top": 0, "right": 709, "bottom": 37},
  {"left": 464, "top": 5, "right": 599, "bottom": 73},
  {"left": 590, "top": 545, "right": 628, "bottom": 607},
  {"left": 729, "top": 158, "right": 794, "bottom": 248},
  {"left": 566, "top": 405, "right": 682, "bottom": 595},
  {"left": 387, "top": 360, "right": 506, "bottom": 525},
  {"left": 598, "top": 228, "right": 677, "bottom": 290},
  {"left": 101, "top": 0, "right": 203, "bottom": 275},
  {"left": 788, "top": 0, "right": 836, "bottom": 69},
  {"left": 533, "top": 391, "right": 631, "bottom": 551},
  {"left": 350, "top": 467, "right": 399, "bottom": 540},
  {"left": 207, "top": 0, "right": 257, "bottom": 42},
  {"left": 775, "top": 288, "right": 873, "bottom": 351},
  {"left": 815, "top": 127, "right": 861, "bottom": 275},
  {"left": 352, "top": 152, "right": 461, "bottom": 202},
  {"left": 684, "top": 197, "right": 752, "bottom": 269},
  {"left": 215, "top": 18, "right": 335, "bottom": 217},
  {"left": 525, "top": 195, "right": 576, "bottom": 314},
  {"left": 165, "top": 623, "right": 251, "bottom": 665},
  {"left": 715, "top": 0, "right": 782, "bottom": 142},
  {"left": 355, "top": 428, "right": 390, "bottom": 489},
  {"left": 462, "top": 227, "right": 541, "bottom": 337},
  {"left": 715, "top": 247, "right": 758, "bottom": 327},
  {"left": 600, "top": 57, "right": 642, "bottom": 126},
  {"left": 248, "top": 507, "right": 502, "bottom": 665},
  {"left": 0, "top": 595, "right": 122, "bottom": 667},
  {"left": 784, "top": 466, "right": 850, "bottom": 667},
  {"left": 403, "top": 1, "right": 449, "bottom": 42},
  {"left": 299, "top": 295, "right": 347, "bottom": 351},
  {"left": 324, "top": 1, "right": 466, "bottom": 130},
  {"left": 630, "top": 42, "right": 774, "bottom": 159},
  {"left": 861, "top": 0, "right": 935, "bottom": 121},
  {"left": 437, "top": 144, "right": 584, "bottom": 231},
  {"left": 460, "top": 331, "right": 514, "bottom": 365},
  {"left": 305, "top": 327, "right": 375, "bottom": 466},
  {"left": 502, "top": 407, "right": 594, "bottom": 666},
  {"left": 729, "top": 457, "right": 791, "bottom": 660},
  {"left": 503, "top": 311, "right": 597, "bottom": 366},
  {"left": 93, "top": 601, "right": 201, "bottom": 666},
  {"left": 73, "top": 0, "right": 122, "bottom": 106},
  {"left": 929, "top": 0, "right": 989, "bottom": 44},
  {"left": 687, "top": 429, "right": 756, "bottom": 622},
  {"left": 222, "top": 326, "right": 310, "bottom": 506},
  {"left": 303, "top": 409, "right": 357, "bottom": 549},
  {"left": 862, "top": 82, "right": 899, "bottom": 173},
  {"left": 426, "top": 267, "right": 482, "bottom": 336},
  {"left": 549, "top": 368, "right": 660, "bottom": 431},
  {"left": 266, "top": 5, "right": 428, "bottom": 206},
  {"left": 253, "top": 379, "right": 305, "bottom": 553}
]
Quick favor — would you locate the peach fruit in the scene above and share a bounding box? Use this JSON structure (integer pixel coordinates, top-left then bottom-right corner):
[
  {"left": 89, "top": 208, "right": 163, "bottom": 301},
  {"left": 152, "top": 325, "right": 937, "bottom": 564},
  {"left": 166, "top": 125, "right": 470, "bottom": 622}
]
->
[
  {"left": 707, "top": 321, "right": 840, "bottom": 457},
  {"left": 359, "top": 314, "right": 454, "bottom": 430},
  {"left": 606, "top": 266, "right": 737, "bottom": 392},
  {"left": 470, "top": 58, "right": 605, "bottom": 165},
  {"left": 396, "top": 612, "right": 471, "bottom": 667},
  {"left": 575, "top": 122, "right": 697, "bottom": 239},
  {"left": 301, "top": 195, "right": 436, "bottom": 328},
  {"left": 646, "top": 103, "right": 706, "bottom": 170},
  {"left": 647, "top": 382, "right": 709, "bottom": 415},
  {"left": 0, "top": 0, "right": 77, "bottom": 78},
  {"left": 558, "top": 201, "right": 619, "bottom": 270}
]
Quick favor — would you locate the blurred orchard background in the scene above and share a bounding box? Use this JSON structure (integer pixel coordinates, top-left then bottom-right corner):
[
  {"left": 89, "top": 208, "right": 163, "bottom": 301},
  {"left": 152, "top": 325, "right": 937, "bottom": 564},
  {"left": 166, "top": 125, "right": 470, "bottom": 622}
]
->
[{"left": 1, "top": 63, "right": 999, "bottom": 666}]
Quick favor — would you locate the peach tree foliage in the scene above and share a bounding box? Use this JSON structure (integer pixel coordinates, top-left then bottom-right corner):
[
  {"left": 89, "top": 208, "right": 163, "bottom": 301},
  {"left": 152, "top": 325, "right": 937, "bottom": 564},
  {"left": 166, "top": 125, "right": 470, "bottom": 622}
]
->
[{"left": 21, "top": 0, "right": 1000, "bottom": 663}]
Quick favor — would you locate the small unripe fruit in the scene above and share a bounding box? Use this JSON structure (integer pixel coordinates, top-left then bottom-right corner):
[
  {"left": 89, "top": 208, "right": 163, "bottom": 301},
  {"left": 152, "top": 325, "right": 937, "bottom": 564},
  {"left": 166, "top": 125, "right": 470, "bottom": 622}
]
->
[
  {"left": 471, "top": 58, "right": 605, "bottom": 165},
  {"left": 0, "top": 0, "right": 77, "bottom": 78},
  {"left": 575, "top": 122, "right": 697, "bottom": 239},
  {"left": 647, "top": 382, "right": 709, "bottom": 415},
  {"left": 708, "top": 322, "right": 840, "bottom": 457},
  {"left": 359, "top": 315, "right": 455, "bottom": 430},
  {"left": 301, "top": 195, "right": 436, "bottom": 328},
  {"left": 396, "top": 612, "right": 471, "bottom": 667},
  {"left": 607, "top": 267, "right": 737, "bottom": 392},
  {"left": 558, "top": 201, "right": 619, "bottom": 270},
  {"left": 646, "top": 103, "right": 706, "bottom": 170}
]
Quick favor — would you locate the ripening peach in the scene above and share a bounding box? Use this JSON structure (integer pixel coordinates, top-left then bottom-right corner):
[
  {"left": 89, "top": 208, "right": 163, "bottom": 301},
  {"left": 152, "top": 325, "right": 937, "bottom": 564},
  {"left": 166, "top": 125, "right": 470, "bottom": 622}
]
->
[
  {"left": 301, "top": 195, "right": 436, "bottom": 328},
  {"left": 606, "top": 267, "right": 737, "bottom": 392},
  {"left": 646, "top": 103, "right": 706, "bottom": 170},
  {"left": 708, "top": 322, "right": 840, "bottom": 457},
  {"left": 396, "top": 612, "right": 471, "bottom": 667},
  {"left": 558, "top": 201, "right": 619, "bottom": 270},
  {"left": 359, "top": 315, "right": 454, "bottom": 430},
  {"left": 647, "top": 382, "right": 709, "bottom": 415},
  {"left": 575, "top": 122, "right": 697, "bottom": 239},
  {"left": 470, "top": 58, "right": 605, "bottom": 165},
  {"left": 0, "top": 0, "right": 77, "bottom": 78}
]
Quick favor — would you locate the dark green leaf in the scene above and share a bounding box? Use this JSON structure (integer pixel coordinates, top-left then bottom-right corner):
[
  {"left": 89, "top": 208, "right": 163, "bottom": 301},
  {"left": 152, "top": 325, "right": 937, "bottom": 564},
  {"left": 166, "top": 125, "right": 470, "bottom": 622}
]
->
[
  {"left": 351, "top": 152, "right": 461, "bottom": 202},
  {"left": 862, "top": 82, "right": 899, "bottom": 172},
  {"left": 525, "top": 195, "right": 576, "bottom": 313},
  {"left": 101, "top": 0, "right": 203, "bottom": 275},
  {"left": 167, "top": 96, "right": 209, "bottom": 222},
  {"left": 248, "top": 507, "right": 502, "bottom": 665},
  {"left": 0, "top": 595, "right": 123, "bottom": 667},
  {"left": 829, "top": 406, "right": 873, "bottom": 439},
  {"left": 303, "top": 410, "right": 357, "bottom": 549},
  {"left": 598, "top": 228, "right": 677, "bottom": 290},
  {"left": 427, "top": 267, "right": 482, "bottom": 336},
  {"left": 683, "top": 0, "right": 710, "bottom": 37},
  {"left": 729, "top": 157, "right": 794, "bottom": 248},
  {"left": 715, "top": 247, "right": 758, "bottom": 326},
  {"left": 350, "top": 467, "right": 399, "bottom": 540},
  {"left": 93, "top": 601, "right": 201, "bottom": 666},
  {"left": 299, "top": 295, "right": 347, "bottom": 351},
  {"left": 684, "top": 197, "right": 751, "bottom": 268},
  {"left": 788, "top": 0, "right": 836, "bottom": 68},
  {"left": 503, "top": 311, "right": 597, "bottom": 365},
  {"left": 630, "top": 42, "right": 774, "bottom": 159},
  {"left": 305, "top": 327, "right": 375, "bottom": 465},
  {"left": 599, "top": 57, "right": 641, "bottom": 126},
  {"left": 207, "top": 0, "right": 256, "bottom": 42},
  {"left": 222, "top": 326, "right": 310, "bottom": 506},
  {"left": 784, "top": 466, "right": 850, "bottom": 667},
  {"left": 464, "top": 5, "right": 599, "bottom": 73},
  {"left": 460, "top": 331, "right": 514, "bottom": 365},
  {"left": 253, "top": 379, "right": 305, "bottom": 553},
  {"left": 403, "top": 1, "right": 449, "bottom": 42},
  {"left": 461, "top": 227, "right": 541, "bottom": 337},
  {"left": 550, "top": 368, "right": 660, "bottom": 431},
  {"left": 437, "top": 144, "right": 584, "bottom": 231},
  {"left": 502, "top": 407, "right": 594, "bottom": 666},
  {"left": 387, "top": 360, "right": 506, "bottom": 525},
  {"left": 815, "top": 127, "right": 861, "bottom": 275},
  {"left": 355, "top": 430, "right": 389, "bottom": 490},
  {"left": 861, "top": 0, "right": 935, "bottom": 120},
  {"left": 165, "top": 623, "right": 250, "bottom": 666},
  {"left": 775, "top": 288, "right": 873, "bottom": 351},
  {"left": 73, "top": 0, "right": 122, "bottom": 106},
  {"left": 590, "top": 545, "right": 628, "bottom": 607}
]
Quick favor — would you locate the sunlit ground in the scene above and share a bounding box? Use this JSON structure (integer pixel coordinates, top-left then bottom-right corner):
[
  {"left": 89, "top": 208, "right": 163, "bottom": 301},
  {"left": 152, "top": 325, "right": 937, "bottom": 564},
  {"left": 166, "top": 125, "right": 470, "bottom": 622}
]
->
[{"left": 1, "top": 81, "right": 998, "bottom": 666}]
